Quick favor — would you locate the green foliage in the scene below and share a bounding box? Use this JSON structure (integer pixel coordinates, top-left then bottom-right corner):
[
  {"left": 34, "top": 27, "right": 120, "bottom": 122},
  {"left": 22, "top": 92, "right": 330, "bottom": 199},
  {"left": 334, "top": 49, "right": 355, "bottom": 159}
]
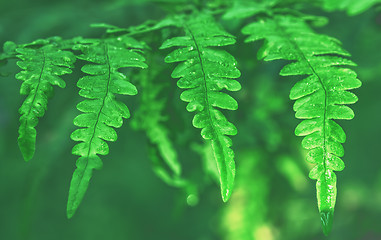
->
[
  {"left": 15, "top": 43, "right": 75, "bottom": 161},
  {"left": 322, "top": 0, "right": 381, "bottom": 15},
  {"left": 131, "top": 49, "right": 183, "bottom": 186},
  {"left": 2, "top": 0, "right": 378, "bottom": 238},
  {"left": 160, "top": 13, "right": 241, "bottom": 202},
  {"left": 242, "top": 14, "right": 361, "bottom": 235},
  {"left": 67, "top": 36, "right": 147, "bottom": 218}
]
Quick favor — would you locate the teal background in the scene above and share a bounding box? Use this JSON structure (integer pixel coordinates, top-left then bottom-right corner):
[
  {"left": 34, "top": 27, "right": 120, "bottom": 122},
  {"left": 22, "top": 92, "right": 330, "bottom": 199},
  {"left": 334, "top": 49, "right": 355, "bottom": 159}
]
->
[{"left": 1, "top": 1, "right": 381, "bottom": 240}]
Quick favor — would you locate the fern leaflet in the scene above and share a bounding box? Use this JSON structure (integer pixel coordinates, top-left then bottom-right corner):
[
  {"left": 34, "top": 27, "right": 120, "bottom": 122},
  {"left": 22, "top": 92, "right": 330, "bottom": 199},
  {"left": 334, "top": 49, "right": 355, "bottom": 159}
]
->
[
  {"left": 160, "top": 13, "right": 241, "bottom": 202},
  {"left": 67, "top": 36, "right": 147, "bottom": 218},
  {"left": 15, "top": 43, "right": 75, "bottom": 161},
  {"left": 242, "top": 14, "right": 361, "bottom": 235},
  {"left": 131, "top": 52, "right": 182, "bottom": 179}
]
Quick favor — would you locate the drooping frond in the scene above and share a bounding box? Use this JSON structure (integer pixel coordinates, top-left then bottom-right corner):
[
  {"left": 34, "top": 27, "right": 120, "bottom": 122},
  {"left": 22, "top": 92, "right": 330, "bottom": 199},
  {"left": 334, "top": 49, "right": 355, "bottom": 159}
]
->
[
  {"left": 147, "top": 145, "right": 187, "bottom": 188},
  {"left": 131, "top": 51, "right": 182, "bottom": 183},
  {"left": 242, "top": 15, "right": 361, "bottom": 235},
  {"left": 160, "top": 13, "right": 241, "bottom": 202},
  {"left": 67, "top": 36, "right": 147, "bottom": 218},
  {"left": 15, "top": 43, "right": 75, "bottom": 161}
]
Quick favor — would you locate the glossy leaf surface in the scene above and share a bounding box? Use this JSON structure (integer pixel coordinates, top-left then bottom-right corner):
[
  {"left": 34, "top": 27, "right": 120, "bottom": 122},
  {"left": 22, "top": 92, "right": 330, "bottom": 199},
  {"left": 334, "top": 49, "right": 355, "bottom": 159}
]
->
[
  {"left": 15, "top": 44, "right": 75, "bottom": 161},
  {"left": 67, "top": 36, "right": 147, "bottom": 218},
  {"left": 160, "top": 13, "right": 241, "bottom": 202},
  {"left": 242, "top": 15, "right": 361, "bottom": 235}
]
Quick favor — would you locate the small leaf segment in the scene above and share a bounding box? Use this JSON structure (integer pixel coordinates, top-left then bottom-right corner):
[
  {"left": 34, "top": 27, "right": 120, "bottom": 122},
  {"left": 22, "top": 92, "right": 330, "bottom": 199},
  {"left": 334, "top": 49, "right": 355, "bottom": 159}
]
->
[
  {"left": 242, "top": 14, "right": 361, "bottom": 235},
  {"left": 67, "top": 36, "right": 147, "bottom": 218},
  {"left": 1, "top": 41, "right": 17, "bottom": 77},
  {"left": 160, "top": 13, "right": 241, "bottom": 202},
  {"left": 16, "top": 44, "right": 75, "bottom": 161},
  {"left": 322, "top": 0, "right": 381, "bottom": 15}
]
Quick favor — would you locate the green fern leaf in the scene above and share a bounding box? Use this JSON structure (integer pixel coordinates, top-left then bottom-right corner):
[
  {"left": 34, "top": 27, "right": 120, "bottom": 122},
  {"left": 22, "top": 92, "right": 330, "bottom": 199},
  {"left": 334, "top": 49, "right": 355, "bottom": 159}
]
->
[
  {"left": 242, "top": 15, "right": 361, "bottom": 235},
  {"left": 160, "top": 13, "right": 241, "bottom": 202},
  {"left": 15, "top": 44, "right": 75, "bottom": 161},
  {"left": 67, "top": 36, "right": 147, "bottom": 218},
  {"left": 131, "top": 54, "right": 181, "bottom": 178}
]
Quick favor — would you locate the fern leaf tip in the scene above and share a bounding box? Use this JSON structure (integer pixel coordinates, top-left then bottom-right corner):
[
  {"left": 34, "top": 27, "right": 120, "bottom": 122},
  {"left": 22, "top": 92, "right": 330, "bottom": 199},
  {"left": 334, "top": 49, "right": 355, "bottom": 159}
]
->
[
  {"left": 221, "top": 190, "right": 232, "bottom": 203},
  {"left": 66, "top": 206, "right": 76, "bottom": 219},
  {"left": 221, "top": 182, "right": 234, "bottom": 203},
  {"left": 320, "top": 210, "right": 334, "bottom": 236},
  {"left": 18, "top": 131, "right": 36, "bottom": 162},
  {"left": 20, "top": 150, "right": 33, "bottom": 162}
]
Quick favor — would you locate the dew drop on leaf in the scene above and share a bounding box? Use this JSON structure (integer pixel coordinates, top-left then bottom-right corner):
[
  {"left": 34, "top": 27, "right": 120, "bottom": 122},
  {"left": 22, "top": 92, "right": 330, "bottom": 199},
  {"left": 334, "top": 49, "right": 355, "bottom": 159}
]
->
[{"left": 186, "top": 194, "right": 199, "bottom": 206}]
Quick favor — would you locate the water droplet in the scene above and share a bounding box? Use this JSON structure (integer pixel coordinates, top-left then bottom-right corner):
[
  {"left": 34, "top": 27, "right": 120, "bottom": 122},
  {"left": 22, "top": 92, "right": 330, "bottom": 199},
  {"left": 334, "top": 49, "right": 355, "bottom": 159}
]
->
[{"left": 186, "top": 194, "right": 198, "bottom": 206}]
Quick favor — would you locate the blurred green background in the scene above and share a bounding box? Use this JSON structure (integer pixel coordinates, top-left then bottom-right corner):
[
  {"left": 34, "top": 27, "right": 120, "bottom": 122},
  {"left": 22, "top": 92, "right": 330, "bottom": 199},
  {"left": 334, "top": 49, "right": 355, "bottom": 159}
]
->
[{"left": 1, "top": 1, "right": 381, "bottom": 240}]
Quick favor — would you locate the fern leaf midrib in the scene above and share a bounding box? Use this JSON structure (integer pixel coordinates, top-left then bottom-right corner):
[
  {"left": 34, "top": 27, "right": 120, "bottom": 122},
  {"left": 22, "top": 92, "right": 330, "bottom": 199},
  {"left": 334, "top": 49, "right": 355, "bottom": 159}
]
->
[
  {"left": 186, "top": 26, "right": 227, "bottom": 178},
  {"left": 274, "top": 18, "right": 330, "bottom": 175},
  {"left": 302, "top": 52, "right": 329, "bottom": 177},
  {"left": 85, "top": 43, "right": 112, "bottom": 158},
  {"left": 72, "top": 42, "right": 112, "bottom": 202},
  {"left": 25, "top": 50, "right": 46, "bottom": 121}
]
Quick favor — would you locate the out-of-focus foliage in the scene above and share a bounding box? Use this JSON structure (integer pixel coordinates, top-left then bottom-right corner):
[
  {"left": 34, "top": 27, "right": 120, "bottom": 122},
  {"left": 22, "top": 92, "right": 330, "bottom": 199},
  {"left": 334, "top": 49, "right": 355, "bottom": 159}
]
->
[
  {"left": 0, "top": 0, "right": 381, "bottom": 240},
  {"left": 321, "top": 0, "right": 381, "bottom": 15}
]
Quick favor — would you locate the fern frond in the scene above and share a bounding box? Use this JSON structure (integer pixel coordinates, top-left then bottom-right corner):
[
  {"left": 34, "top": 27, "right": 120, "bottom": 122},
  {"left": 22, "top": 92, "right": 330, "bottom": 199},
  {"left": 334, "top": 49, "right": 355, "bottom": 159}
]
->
[
  {"left": 15, "top": 44, "right": 75, "bottom": 161},
  {"left": 131, "top": 53, "right": 181, "bottom": 179},
  {"left": 160, "top": 13, "right": 241, "bottom": 202},
  {"left": 67, "top": 36, "right": 147, "bottom": 218},
  {"left": 148, "top": 145, "right": 186, "bottom": 188},
  {"left": 242, "top": 15, "right": 361, "bottom": 235}
]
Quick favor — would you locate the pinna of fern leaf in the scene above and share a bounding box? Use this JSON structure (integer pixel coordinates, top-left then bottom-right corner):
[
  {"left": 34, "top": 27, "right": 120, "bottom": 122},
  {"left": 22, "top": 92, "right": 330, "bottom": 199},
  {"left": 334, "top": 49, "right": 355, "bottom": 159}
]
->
[
  {"left": 15, "top": 44, "right": 75, "bottom": 161},
  {"left": 242, "top": 14, "right": 361, "bottom": 235},
  {"left": 67, "top": 36, "right": 147, "bottom": 218},
  {"left": 160, "top": 13, "right": 241, "bottom": 202}
]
